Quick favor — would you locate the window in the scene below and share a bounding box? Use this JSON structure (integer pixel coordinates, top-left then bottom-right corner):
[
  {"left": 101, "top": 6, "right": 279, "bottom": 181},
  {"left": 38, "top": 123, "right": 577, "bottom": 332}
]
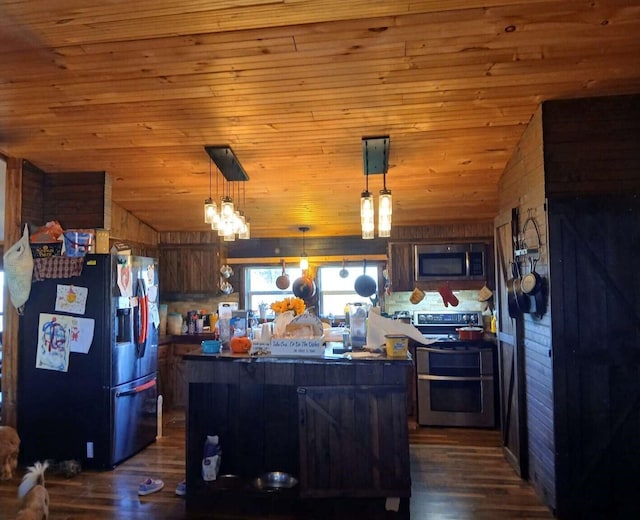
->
[
  {"left": 245, "top": 266, "right": 304, "bottom": 320},
  {"left": 244, "top": 263, "right": 379, "bottom": 320},
  {"left": 317, "top": 265, "right": 378, "bottom": 318}
]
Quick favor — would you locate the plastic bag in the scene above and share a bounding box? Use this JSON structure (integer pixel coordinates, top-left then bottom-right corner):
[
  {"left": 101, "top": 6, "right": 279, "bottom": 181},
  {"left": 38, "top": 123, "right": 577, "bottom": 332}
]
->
[
  {"left": 30, "top": 220, "right": 64, "bottom": 243},
  {"left": 3, "top": 225, "right": 34, "bottom": 313}
]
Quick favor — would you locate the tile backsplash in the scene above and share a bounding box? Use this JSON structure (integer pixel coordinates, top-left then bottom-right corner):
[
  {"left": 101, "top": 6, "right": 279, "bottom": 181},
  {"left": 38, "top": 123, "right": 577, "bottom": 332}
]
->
[{"left": 386, "top": 289, "right": 484, "bottom": 314}]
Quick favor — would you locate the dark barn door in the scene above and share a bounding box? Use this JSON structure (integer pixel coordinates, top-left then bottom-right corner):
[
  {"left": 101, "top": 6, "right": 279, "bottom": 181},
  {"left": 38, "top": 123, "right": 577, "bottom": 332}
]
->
[
  {"left": 495, "top": 210, "right": 528, "bottom": 478},
  {"left": 549, "top": 196, "right": 640, "bottom": 519}
]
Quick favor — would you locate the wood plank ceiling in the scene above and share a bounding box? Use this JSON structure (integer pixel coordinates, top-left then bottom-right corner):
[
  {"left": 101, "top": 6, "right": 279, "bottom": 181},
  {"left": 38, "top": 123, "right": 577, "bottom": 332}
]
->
[{"left": 1, "top": 0, "right": 639, "bottom": 238}]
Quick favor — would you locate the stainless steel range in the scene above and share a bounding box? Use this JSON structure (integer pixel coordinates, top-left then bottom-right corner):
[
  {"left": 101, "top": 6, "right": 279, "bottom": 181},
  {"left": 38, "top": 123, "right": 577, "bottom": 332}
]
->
[
  {"left": 413, "top": 310, "right": 482, "bottom": 340},
  {"left": 413, "top": 310, "right": 495, "bottom": 428}
]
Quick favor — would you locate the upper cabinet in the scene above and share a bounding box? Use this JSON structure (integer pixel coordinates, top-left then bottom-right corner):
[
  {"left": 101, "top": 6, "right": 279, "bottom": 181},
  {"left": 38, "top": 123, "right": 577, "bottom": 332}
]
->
[
  {"left": 158, "top": 231, "right": 227, "bottom": 296},
  {"left": 387, "top": 242, "right": 413, "bottom": 292},
  {"left": 159, "top": 245, "right": 220, "bottom": 295}
]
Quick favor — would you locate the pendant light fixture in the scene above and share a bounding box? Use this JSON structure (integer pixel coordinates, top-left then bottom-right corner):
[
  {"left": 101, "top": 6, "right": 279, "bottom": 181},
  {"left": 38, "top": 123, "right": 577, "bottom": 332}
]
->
[
  {"left": 378, "top": 139, "right": 393, "bottom": 237},
  {"left": 360, "top": 173, "right": 375, "bottom": 240},
  {"left": 299, "top": 226, "right": 309, "bottom": 271},
  {"left": 361, "top": 136, "right": 391, "bottom": 239},
  {"left": 203, "top": 155, "right": 217, "bottom": 224},
  {"left": 204, "top": 145, "right": 250, "bottom": 241}
]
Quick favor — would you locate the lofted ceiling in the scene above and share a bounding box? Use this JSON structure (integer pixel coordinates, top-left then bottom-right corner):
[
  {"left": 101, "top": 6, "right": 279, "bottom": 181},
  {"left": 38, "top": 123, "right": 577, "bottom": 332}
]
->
[{"left": 1, "top": 1, "right": 639, "bottom": 238}]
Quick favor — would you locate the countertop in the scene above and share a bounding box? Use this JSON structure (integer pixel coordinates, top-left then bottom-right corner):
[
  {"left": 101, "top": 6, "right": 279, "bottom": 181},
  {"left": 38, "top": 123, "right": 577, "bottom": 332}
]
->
[
  {"left": 158, "top": 333, "right": 217, "bottom": 345},
  {"left": 183, "top": 341, "right": 412, "bottom": 363}
]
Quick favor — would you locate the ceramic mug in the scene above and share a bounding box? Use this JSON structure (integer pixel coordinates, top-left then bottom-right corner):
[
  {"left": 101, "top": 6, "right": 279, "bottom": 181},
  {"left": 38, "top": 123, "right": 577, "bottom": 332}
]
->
[{"left": 409, "top": 287, "right": 425, "bottom": 304}]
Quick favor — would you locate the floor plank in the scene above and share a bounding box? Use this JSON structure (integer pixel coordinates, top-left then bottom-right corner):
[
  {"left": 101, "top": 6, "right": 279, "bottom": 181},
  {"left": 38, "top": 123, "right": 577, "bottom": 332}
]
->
[{"left": 0, "top": 412, "right": 554, "bottom": 519}]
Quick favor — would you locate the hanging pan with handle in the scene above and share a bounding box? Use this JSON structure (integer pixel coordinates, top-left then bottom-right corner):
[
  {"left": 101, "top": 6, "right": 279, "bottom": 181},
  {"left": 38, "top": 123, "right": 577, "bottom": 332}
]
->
[
  {"left": 521, "top": 257, "right": 542, "bottom": 295},
  {"left": 354, "top": 259, "right": 377, "bottom": 298},
  {"left": 507, "top": 261, "right": 529, "bottom": 317},
  {"left": 275, "top": 259, "right": 290, "bottom": 290},
  {"left": 339, "top": 258, "right": 349, "bottom": 278}
]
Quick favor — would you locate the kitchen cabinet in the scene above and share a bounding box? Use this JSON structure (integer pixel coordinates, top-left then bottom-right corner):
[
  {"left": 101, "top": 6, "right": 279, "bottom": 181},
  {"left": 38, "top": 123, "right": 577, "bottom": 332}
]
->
[
  {"left": 388, "top": 242, "right": 413, "bottom": 292},
  {"left": 159, "top": 245, "right": 220, "bottom": 294},
  {"left": 183, "top": 353, "right": 411, "bottom": 517},
  {"left": 298, "top": 384, "right": 410, "bottom": 498},
  {"left": 157, "top": 343, "right": 171, "bottom": 408},
  {"left": 171, "top": 342, "right": 202, "bottom": 408}
]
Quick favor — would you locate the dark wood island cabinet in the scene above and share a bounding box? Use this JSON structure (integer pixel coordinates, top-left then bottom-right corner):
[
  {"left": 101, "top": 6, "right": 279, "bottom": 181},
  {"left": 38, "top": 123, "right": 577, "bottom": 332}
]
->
[{"left": 183, "top": 350, "right": 412, "bottom": 518}]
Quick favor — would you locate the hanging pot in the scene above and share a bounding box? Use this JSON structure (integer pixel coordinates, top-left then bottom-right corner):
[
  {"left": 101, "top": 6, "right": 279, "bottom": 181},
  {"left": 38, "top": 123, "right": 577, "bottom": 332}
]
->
[
  {"left": 339, "top": 259, "right": 349, "bottom": 279},
  {"left": 521, "top": 257, "right": 542, "bottom": 295},
  {"left": 275, "top": 259, "right": 290, "bottom": 290},
  {"left": 220, "top": 278, "right": 233, "bottom": 295},
  {"left": 354, "top": 259, "right": 377, "bottom": 298},
  {"left": 292, "top": 275, "right": 316, "bottom": 300},
  {"left": 456, "top": 326, "right": 484, "bottom": 341},
  {"left": 507, "top": 261, "right": 529, "bottom": 317}
]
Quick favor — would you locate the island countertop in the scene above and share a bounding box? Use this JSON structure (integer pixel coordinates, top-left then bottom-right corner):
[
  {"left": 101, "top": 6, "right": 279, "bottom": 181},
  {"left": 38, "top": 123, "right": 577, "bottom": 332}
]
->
[
  {"left": 183, "top": 345, "right": 412, "bottom": 517},
  {"left": 183, "top": 342, "right": 413, "bottom": 364}
]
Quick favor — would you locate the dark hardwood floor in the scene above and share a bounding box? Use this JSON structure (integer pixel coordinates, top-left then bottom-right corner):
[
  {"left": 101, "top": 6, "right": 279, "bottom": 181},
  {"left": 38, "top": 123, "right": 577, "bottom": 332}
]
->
[{"left": 0, "top": 411, "right": 554, "bottom": 519}]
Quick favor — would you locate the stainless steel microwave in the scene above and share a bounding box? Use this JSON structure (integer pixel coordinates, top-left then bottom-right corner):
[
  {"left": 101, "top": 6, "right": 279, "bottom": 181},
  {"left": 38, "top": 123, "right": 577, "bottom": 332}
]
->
[{"left": 414, "top": 243, "right": 486, "bottom": 282}]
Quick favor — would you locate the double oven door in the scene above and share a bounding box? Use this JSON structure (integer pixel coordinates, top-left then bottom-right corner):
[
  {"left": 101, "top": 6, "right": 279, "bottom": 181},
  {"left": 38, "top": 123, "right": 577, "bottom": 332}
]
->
[{"left": 416, "top": 345, "right": 495, "bottom": 428}]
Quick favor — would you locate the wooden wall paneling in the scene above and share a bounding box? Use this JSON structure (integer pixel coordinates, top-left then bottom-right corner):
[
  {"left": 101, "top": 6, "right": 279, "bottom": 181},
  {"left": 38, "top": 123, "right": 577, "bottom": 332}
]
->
[
  {"left": 110, "top": 201, "right": 159, "bottom": 246},
  {"left": 543, "top": 94, "right": 640, "bottom": 196},
  {"left": 496, "top": 103, "right": 555, "bottom": 506},
  {"left": 1, "top": 157, "right": 24, "bottom": 426},
  {"left": 20, "top": 161, "right": 45, "bottom": 227},
  {"left": 391, "top": 222, "right": 494, "bottom": 242},
  {"left": 43, "top": 172, "right": 109, "bottom": 229}
]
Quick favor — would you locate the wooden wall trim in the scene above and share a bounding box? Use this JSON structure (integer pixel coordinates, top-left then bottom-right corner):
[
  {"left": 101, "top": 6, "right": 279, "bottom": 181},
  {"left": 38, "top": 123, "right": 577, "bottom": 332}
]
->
[
  {"left": 2, "top": 157, "right": 23, "bottom": 427},
  {"left": 110, "top": 201, "right": 159, "bottom": 246}
]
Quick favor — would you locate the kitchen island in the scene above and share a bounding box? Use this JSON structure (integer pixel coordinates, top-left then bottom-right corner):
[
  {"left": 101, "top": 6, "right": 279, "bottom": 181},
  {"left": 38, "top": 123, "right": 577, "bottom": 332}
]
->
[{"left": 183, "top": 347, "right": 412, "bottom": 518}]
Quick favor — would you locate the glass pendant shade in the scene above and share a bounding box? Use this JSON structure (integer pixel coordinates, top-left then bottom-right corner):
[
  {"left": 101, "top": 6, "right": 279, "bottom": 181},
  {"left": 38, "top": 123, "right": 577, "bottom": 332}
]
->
[
  {"left": 204, "top": 198, "right": 216, "bottom": 224},
  {"left": 221, "top": 197, "right": 234, "bottom": 219},
  {"left": 210, "top": 211, "right": 220, "bottom": 231},
  {"left": 239, "top": 220, "right": 250, "bottom": 239},
  {"left": 360, "top": 190, "right": 375, "bottom": 240},
  {"left": 378, "top": 189, "right": 392, "bottom": 237},
  {"left": 300, "top": 254, "right": 309, "bottom": 271}
]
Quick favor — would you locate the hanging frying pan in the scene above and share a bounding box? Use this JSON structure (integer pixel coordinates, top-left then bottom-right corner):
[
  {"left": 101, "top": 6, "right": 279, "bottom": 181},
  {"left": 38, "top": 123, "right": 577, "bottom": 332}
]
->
[
  {"left": 354, "top": 259, "right": 377, "bottom": 298},
  {"left": 275, "top": 259, "right": 290, "bottom": 290},
  {"left": 521, "top": 257, "right": 542, "bottom": 295},
  {"left": 339, "top": 259, "right": 349, "bottom": 278},
  {"left": 292, "top": 275, "right": 316, "bottom": 299},
  {"left": 507, "top": 261, "right": 529, "bottom": 317}
]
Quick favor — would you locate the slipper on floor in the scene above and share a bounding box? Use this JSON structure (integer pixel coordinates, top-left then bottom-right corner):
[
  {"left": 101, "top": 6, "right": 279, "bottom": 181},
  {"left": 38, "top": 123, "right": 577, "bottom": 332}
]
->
[
  {"left": 175, "top": 480, "right": 186, "bottom": 496},
  {"left": 138, "top": 478, "right": 164, "bottom": 496}
]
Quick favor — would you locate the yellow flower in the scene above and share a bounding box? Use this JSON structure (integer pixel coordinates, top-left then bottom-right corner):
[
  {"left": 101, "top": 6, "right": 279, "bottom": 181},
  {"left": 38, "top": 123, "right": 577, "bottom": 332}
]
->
[{"left": 270, "top": 297, "right": 306, "bottom": 316}]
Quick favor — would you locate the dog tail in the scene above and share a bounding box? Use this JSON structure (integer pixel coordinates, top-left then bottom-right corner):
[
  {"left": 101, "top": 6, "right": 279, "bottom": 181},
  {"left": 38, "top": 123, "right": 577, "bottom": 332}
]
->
[{"left": 18, "top": 460, "right": 49, "bottom": 499}]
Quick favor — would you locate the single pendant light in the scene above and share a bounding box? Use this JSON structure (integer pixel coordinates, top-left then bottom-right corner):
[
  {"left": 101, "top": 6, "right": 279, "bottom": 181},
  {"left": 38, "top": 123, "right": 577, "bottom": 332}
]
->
[
  {"left": 299, "top": 226, "right": 309, "bottom": 271},
  {"left": 378, "top": 145, "right": 392, "bottom": 237},
  {"left": 204, "top": 156, "right": 217, "bottom": 224},
  {"left": 361, "top": 171, "right": 374, "bottom": 240}
]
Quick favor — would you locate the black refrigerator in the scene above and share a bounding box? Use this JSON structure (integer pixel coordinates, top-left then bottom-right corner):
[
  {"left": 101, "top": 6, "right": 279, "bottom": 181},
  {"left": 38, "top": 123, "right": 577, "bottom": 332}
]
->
[{"left": 18, "top": 253, "right": 159, "bottom": 469}]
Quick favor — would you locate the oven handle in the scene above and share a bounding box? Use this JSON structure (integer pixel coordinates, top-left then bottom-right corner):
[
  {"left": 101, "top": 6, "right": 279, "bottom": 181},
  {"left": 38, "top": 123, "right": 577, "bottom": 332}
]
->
[{"left": 418, "top": 374, "right": 493, "bottom": 382}]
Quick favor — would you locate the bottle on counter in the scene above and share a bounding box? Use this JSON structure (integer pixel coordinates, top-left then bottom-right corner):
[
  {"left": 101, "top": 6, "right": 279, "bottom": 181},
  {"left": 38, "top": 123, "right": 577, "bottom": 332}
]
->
[{"left": 201, "top": 435, "right": 221, "bottom": 481}]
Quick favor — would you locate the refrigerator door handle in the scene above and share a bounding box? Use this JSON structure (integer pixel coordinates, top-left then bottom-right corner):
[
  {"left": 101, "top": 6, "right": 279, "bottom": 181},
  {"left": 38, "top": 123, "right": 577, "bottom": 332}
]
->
[
  {"left": 115, "top": 378, "right": 156, "bottom": 398},
  {"left": 135, "top": 279, "right": 148, "bottom": 357}
]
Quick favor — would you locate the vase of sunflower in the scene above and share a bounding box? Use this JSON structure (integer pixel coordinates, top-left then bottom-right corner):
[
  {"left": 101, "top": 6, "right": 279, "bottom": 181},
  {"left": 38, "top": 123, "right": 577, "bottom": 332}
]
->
[
  {"left": 270, "top": 297, "right": 305, "bottom": 316},
  {"left": 270, "top": 297, "right": 306, "bottom": 337}
]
